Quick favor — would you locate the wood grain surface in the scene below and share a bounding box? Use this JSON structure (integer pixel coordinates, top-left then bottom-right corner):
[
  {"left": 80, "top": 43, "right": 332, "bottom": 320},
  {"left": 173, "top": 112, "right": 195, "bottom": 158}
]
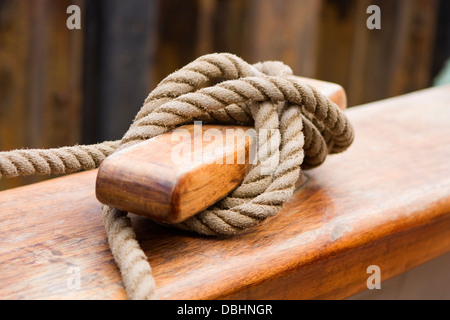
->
[
  {"left": 316, "top": 0, "right": 440, "bottom": 106},
  {"left": 0, "top": 0, "right": 84, "bottom": 190},
  {"left": 0, "top": 86, "right": 449, "bottom": 300}
]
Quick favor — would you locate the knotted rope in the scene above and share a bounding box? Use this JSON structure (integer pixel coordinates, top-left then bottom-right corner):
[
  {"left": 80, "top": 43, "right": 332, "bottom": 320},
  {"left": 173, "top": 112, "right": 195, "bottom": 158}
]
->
[{"left": 0, "top": 53, "right": 354, "bottom": 299}]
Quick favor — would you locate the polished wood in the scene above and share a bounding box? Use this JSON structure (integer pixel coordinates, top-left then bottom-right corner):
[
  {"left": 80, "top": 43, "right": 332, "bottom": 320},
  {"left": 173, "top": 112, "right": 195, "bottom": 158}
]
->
[
  {"left": 97, "top": 124, "right": 255, "bottom": 224},
  {"left": 0, "top": 86, "right": 450, "bottom": 299},
  {"left": 96, "top": 77, "right": 346, "bottom": 224}
]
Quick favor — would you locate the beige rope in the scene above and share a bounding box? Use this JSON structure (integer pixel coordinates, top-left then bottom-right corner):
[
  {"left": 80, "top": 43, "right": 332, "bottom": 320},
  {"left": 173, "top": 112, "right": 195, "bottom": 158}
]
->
[
  {"left": 0, "top": 53, "right": 354, "bottom": 300},
  {"left": 0, "top": 141, "right": 119, "bottom": 179}
]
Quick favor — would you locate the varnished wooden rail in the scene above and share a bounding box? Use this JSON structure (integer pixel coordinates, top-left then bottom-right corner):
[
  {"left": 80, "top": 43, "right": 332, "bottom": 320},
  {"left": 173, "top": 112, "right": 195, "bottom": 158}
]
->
[{"left": 0, "top": 86, "right": 449, "bottom": 299}]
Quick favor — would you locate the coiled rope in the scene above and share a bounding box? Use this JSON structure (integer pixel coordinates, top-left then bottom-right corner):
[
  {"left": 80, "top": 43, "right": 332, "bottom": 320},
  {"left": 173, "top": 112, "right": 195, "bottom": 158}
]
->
[{"left": 0, "top": 53, "right": 354, "bottom": 299}]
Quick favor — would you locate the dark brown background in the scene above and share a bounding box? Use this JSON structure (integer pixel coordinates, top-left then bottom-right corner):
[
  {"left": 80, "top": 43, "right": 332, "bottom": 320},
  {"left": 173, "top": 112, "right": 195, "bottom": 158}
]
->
[{"left": 1, "top": 0, "right": 449, "bottom": 189}]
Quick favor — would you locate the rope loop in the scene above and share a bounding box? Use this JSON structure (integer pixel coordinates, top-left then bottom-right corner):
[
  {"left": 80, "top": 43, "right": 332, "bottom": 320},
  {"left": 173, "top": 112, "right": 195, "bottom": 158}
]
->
[{"left": 0, "top": 53, "right": 354, "bottom": 299}]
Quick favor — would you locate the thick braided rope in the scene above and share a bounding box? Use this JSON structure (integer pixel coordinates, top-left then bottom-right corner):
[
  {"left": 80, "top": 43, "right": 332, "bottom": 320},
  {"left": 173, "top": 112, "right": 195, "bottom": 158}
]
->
[
  {"left": 0, "top": 53, "right": 354, "bottom": 300},
  {"left": 0, "top": 141, "right": 119, "bottom": 179}
]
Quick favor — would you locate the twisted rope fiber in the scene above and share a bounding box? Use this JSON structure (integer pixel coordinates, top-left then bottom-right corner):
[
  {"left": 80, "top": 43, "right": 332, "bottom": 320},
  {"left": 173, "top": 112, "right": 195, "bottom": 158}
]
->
[{"left": 0, "top": 53, "right": 354, "bottom": 299}]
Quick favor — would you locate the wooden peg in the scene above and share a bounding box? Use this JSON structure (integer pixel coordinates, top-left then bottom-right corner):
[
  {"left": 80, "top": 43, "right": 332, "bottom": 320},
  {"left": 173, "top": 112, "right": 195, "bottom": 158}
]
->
[{"left": 95, "top": 77, "right": 347, "bottom": 224}]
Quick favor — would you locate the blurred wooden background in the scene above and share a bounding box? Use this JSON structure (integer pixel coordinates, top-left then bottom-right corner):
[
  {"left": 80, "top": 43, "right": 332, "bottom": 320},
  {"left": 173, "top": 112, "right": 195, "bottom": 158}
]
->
[{"left": 1, "top": 0, "right": 449, "bottom": 189}]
